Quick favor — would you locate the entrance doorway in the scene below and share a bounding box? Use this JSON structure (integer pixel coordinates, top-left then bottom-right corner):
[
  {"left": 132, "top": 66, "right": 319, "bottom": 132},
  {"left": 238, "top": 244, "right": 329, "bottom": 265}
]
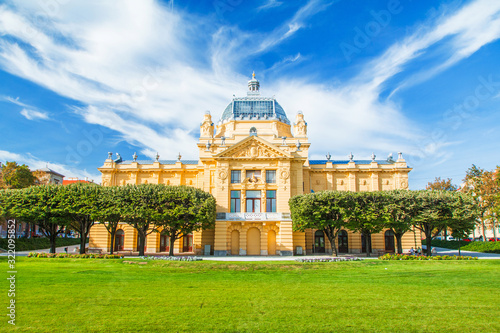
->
[
  {"left": 314, "top": 230, "right": 325, "bottom": 253},
  {"left": 385, "top": 230, "right": 395, "bottom": 252},
  {"left": 182, "top": 234, "right": 193, "bottom": 252},
  {"left": 267, "top": 230, "right": 276, "bottom": 255},
  {"left": 338, "top": 230, "right": 348, "bottom": 253},
  {"left": 231, "top": 230, "right": 240, "bottom": 255},
  {"left": 114, "top": 229, "right": 124, "bottom": 252},
  {"left": 247, "top": 227, "right": 261, "bottom": 255},
  {"left": 160, "top": 231, "right": 170, "bottom": 253}
]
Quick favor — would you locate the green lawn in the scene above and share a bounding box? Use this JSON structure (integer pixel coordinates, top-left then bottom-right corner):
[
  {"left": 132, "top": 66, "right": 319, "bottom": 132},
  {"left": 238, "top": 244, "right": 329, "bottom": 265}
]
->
[{"left": 2, "top": 258, "right": 499, "bottom": 332}]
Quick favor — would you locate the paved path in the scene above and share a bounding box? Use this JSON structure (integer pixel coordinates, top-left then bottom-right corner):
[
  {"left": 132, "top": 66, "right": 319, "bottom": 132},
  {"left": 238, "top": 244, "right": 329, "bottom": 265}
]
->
[
  {"left": 432, "top": 246, "right": 500, "bottom": 259},
  {"left": 0, "top": 243, "right": 87, "bottom": 256}
]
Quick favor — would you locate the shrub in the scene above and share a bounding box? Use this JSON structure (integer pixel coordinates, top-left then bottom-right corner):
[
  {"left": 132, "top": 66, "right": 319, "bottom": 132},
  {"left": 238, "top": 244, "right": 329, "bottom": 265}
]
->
[
  {"left": 379, "top": 253, "right": 477, "bottom": 260},
  {"left": 462, "top": 241, "right": 500, "bottom": 254},
  {"left": 27, "top": 253, "right": 124, "bottom": 259},
  {"left": 295, "top": 257, "right": 362, "bottom": 262},
  {"left": 141, "top": 256, "right": 202, "bottom": 261}
]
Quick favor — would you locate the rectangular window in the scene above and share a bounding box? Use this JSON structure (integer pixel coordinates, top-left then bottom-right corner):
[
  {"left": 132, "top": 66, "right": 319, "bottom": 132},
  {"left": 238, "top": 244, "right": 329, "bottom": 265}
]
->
[
  {"left": 246, "top": 170, "right": 261, "bottom": 181},
  {"left": 266, "top": 170, "right": 276, "bottom": 184},
  {"left": 246, "top": 190, "right": 261, "bottom": 213},
  {"left": 230, "top": 191, "right": 241, "bottom": 212},
  {"left": 266, "top": 190, "right": 276, "bottom": 212},
  {"left": 231, "top": 170, "right": 241, "bottom": 184}
]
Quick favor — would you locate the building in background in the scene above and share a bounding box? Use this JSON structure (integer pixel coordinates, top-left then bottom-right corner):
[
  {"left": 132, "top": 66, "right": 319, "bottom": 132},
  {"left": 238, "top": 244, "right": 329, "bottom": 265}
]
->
[
  {"left": 90, "top": 74, "right": 417, "bottom": 255},
  {"left": 62, "top": 177, "right": 94, "bottom": 186},
  {"left": 34, "top": 167, "right": 65, "bottom": 185}
]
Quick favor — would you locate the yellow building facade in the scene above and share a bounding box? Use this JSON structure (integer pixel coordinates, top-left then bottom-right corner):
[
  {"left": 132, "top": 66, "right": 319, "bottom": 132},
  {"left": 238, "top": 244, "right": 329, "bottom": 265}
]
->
[{"left": 89, "top": 74, "right": 418, "bottom": 256}]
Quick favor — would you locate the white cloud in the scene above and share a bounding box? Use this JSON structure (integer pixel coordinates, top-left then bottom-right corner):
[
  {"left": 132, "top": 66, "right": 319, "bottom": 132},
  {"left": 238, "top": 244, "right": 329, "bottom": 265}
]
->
[
  {"left": 257, "top": 0, "right": 283, "bottom": 12},
  {"left": 0, "top": 0, "right": 499, "bottom": 172},
  {"left": 1, "top": 95, "right": 50, "bottom": 120},
  {"left": 20, "top": 108, "right": 49, "bottom": 120},
  {"left": 0, "top": 150, "right": 101, "bottom": 183}
]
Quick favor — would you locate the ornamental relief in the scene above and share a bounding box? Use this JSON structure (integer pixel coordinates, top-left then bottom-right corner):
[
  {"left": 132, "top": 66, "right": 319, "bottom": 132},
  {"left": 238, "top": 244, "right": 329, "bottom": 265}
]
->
[
  {"left": 232, "top": 145, "right": 279, "bottom": 158},
  {"left": 218, "top": 170, "right": 228, "bottom": 181}
]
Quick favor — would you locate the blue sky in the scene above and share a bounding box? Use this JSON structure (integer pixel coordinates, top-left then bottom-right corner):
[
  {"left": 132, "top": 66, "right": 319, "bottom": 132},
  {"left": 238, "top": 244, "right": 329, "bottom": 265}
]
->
[{"left": 0, "top": 0, "right": 499, "bottom": 189}]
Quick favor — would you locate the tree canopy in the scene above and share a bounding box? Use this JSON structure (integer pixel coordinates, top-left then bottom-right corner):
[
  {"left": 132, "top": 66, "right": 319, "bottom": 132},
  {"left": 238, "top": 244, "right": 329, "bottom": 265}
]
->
[
  {"left": 0, "top": 161, "right": 36, "bottom": 189},
  {"left": 426, "top": 177, "right": 458, "bottom": 191},
  {"left": 289, "top": 190, "right": 478, "bottom": 256}
]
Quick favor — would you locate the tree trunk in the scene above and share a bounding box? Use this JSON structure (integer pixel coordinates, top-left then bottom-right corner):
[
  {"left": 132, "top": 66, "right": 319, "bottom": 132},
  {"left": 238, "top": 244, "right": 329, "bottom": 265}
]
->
[
  {"left": 395, "top": 233, "right": 404, "bottom": 254},
  {"left": 109, "top": 230, "right": 115, "bottom": 254},
  {"left": 138, "top": 229, "right": 146, "bottom": 257},
  {"left": 49, "top": 225, "right": 57, "bottom": 254},
  {"left": 324, "top": 228, "right": 338, "bottom": 257},
  {"left": 482, "top": 220, "right": 487, "bottom": 241},
  {"left": 327, "top": 234, "right": 338, "bottom": 257},
  {"left": 492, "top": 219, "right": 497, "bottom": 241},
  {"left": 80, "top": 233, "right": 86, "bottom": 254},
  {"left": 425, "top": 235, "right": 432, "bottom": 257},
  {"left": 169, "top": 231, "right": 176, "bottom": 256},
  {"left": 23, "top": 223, "right": 30, "bottom": 238},
  {"left": 365, "top": 232, "right": 372, "bottom": 257}
]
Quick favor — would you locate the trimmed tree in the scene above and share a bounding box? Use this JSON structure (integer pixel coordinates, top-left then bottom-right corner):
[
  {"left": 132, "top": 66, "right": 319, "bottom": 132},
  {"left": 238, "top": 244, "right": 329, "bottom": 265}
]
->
[
  {"left": 412, "top": 190, "right": 454, "bottom": 256},
  {"left": 155, "top": 185, "right": 216, "bottom": 256},
  {"left": 97, "top": 186, "right": 122, "bottom": 254},
  {"left": 289, "top": 191, "right": 348, "bottom": 256},
  {"left": 10, "top": 185, "right": 69, "bottom": 253},
  {"left": 119, "top": 184, "right": 163, "bottom": 256},
  {"left": 59, "top": 183, "right": 102, "bottom": 254},
  {"left": 385, "top": 190, "right": 418, "bottom": 254},
  {"left": 344, "top": 191, "right": 387, "bottom": 257}
]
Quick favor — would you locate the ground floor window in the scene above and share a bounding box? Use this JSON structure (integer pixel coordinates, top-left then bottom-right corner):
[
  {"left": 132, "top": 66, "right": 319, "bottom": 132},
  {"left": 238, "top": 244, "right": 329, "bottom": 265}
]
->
[
  {"left": 361, "top": 233, "right": 372, "bottom": 253},
  {"left": 314, "top": 230, "right": 325, "bottom": 253},
  {"left": 385, "top": 230, "right": 395, "bottom": 252},
  {"left": 114, "top": 229, "right": 124, "bottom": 252},
  {"left": 160, "top": 231, "right": 170, "bottom": 252},
  {"left": 338, "top": 230, "right": 348, "bottom": 253},
  {"left": 183, "top": 234, "right": 193, "bottom": 252}
]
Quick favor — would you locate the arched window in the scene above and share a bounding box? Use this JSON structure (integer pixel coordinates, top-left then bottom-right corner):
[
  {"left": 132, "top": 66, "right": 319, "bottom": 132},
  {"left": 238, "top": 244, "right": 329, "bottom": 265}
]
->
[{"left": 249, "top": 127, "right": 257, "bottom": 136}]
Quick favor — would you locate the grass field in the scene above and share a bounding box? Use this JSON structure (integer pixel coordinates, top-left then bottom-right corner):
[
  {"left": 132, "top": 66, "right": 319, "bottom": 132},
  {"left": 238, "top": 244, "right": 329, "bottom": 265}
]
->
[{"left": 2, "top": 258, "right": 499, "bottom": 332}]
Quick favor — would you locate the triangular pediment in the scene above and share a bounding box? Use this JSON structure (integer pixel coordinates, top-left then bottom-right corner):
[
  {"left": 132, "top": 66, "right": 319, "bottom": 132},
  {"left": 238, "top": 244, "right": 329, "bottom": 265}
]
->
[{"left": 215, "top": 136, "right": 293, "bottom": 159}]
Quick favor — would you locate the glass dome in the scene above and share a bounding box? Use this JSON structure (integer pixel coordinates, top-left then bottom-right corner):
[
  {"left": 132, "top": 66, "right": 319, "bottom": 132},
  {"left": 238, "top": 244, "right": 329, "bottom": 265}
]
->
[{"left": 221, "top": 98, "right": 290, "bottom": 124}]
